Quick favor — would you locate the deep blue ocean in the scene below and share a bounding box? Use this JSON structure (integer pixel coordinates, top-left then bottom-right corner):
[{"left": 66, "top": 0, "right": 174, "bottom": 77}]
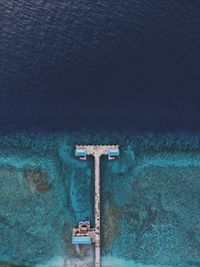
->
[
  {"left": 1, "top": 1, "right": 200, "bottom": 267},
  {"left": 0, "top": 0, "right": 200, "bottom": 132}
]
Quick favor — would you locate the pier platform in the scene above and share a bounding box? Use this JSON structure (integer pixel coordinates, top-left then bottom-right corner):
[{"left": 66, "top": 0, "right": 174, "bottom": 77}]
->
[{"left": 72, "top": 145, "right": 119, "bottom": 267}]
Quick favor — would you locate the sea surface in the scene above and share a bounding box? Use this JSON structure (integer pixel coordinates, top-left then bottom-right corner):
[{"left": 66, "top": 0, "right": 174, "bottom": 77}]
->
[
  {"left": 0, "top": 1, "right": 200, "bottom": 267},
  {"left": 0, "top": 0, "right": 200, "bottom": 132}
]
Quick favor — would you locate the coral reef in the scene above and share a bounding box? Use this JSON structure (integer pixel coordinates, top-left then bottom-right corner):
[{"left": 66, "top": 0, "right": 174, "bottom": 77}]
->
[
  {"left": 102, "top": 201, "right": 122, "bottom": 253},
  {"left": 23, "top": 167, "right": 52, "bottom": 193},
  {"left": 112, "top": 163, "right": 200, "bottom": 264},
  {"left": 0, "top": 132, "right": 200, "bottom": 267}
]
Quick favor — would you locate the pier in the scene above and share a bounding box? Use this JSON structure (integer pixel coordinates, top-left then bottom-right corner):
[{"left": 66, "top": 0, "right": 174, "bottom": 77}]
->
[{"left": 72, "top": 145, "right": 119, "bottom": 267}]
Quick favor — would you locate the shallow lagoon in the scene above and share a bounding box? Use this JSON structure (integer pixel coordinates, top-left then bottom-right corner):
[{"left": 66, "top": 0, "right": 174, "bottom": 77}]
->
[{"left": 0, "top": 132, "right": 200, "bottom": 267}]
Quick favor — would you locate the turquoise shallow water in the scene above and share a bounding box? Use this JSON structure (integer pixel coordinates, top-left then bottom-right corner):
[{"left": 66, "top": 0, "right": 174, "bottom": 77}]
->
[{"left": 0, "top": 132, "right": 200, "bottom": 267}]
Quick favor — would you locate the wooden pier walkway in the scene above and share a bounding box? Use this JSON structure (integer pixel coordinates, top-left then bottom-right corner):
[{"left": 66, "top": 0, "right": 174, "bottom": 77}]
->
[{"left": 75, "top": 145, "right": 119, "bottom": 267}]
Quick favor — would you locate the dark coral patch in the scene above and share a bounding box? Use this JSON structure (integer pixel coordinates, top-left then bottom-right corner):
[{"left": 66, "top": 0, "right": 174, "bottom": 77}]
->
[{"left": 23, "top": 167, "right": 52, "bottom": 193}]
